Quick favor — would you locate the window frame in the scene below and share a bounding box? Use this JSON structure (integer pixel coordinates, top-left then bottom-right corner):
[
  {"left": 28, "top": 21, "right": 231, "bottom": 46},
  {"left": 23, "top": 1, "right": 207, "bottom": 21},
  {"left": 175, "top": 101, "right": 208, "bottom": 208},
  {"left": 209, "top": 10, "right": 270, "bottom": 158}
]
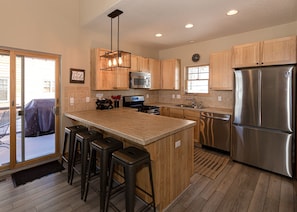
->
[{"left": 184, "top": 64, "right": 210, "bottom": 94}]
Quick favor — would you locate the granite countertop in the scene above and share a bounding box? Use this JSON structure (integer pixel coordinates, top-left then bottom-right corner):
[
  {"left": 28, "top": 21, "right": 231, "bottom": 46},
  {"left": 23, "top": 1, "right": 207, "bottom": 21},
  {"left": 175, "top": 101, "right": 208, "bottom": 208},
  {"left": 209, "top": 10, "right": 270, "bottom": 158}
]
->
[
  {"left": 154, "top": 103, "right": 233, "bottom": 115},
  {"left": 64, "top": 108, "right": 196, "bottom": 146}
]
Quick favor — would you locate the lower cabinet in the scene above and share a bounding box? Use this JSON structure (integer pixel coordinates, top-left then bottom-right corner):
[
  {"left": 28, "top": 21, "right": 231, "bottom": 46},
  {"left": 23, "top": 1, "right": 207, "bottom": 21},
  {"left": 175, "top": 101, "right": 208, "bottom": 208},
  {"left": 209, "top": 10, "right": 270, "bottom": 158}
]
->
[{"left": 160, "top": 107, "right": 200, "bottom": 143}]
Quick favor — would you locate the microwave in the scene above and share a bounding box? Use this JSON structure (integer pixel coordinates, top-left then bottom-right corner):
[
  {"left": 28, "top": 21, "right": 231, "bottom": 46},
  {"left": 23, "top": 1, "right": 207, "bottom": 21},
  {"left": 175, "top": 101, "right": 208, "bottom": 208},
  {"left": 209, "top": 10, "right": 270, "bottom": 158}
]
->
[{"left": 129, "top": 72, "right": 151, "bottom": 89}]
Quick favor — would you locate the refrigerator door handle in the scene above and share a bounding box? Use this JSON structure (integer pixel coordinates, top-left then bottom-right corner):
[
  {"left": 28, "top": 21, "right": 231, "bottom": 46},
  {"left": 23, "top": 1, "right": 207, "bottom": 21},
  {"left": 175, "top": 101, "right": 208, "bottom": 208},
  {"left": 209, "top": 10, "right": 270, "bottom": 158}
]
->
[{"left": 258, "top": 70, "right": 262, "bottom": 126}]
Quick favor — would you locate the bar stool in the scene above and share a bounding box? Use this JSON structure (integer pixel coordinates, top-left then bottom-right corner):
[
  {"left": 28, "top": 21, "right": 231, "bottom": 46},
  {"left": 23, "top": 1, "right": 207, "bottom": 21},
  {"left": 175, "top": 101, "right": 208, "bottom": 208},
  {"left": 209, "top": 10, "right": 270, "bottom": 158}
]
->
[
  {"left": 105, "top": 146, "right": 156, "bottom": 212},
  {"left": 61, "top": 125, "right": 88, "bottom": 183},
  {"left": 69, "top": 130, "right": 103, "bottom": 199},
  {"left": 83, "top": 137, "right": 123, "bottom": 211}
]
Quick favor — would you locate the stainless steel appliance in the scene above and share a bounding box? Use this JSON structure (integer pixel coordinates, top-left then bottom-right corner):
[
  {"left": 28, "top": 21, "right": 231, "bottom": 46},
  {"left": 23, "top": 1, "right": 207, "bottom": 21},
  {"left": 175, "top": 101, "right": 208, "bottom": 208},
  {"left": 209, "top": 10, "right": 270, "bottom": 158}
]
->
[
  {"left": 129, "top": 72, "right": 151, "bottom": 89},
  {"left": 123, "top": 95, "right": 160, "bottom": 115},
  {"left": 200, "top": 112, "right": 231, "bottom": 152},
  {"left": 232, "top": 65, "right": 295, "bottom": 177}
]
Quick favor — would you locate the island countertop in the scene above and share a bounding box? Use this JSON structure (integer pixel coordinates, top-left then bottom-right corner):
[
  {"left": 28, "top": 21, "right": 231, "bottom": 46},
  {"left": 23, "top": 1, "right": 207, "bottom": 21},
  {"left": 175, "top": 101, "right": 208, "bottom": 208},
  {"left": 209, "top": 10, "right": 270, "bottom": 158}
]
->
[{"left": 64, "top": 109, "right": 196, "bottom": 146}]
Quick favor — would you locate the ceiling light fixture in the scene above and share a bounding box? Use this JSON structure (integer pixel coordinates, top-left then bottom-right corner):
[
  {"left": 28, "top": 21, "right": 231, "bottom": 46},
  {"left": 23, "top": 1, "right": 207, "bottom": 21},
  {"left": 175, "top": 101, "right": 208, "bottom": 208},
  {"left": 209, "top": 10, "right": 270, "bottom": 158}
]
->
[
  {"left": 185, "top": 23, "right": 194, "bottom": 29},
  {"left": 227, "top": 9, "right": 238, "bottom": 16},
  {"left": 101, "top": 9, "right": 131, "bottom": 70},
  {"left": 155, "top": 33, "right": 162, "bottom": 37}
]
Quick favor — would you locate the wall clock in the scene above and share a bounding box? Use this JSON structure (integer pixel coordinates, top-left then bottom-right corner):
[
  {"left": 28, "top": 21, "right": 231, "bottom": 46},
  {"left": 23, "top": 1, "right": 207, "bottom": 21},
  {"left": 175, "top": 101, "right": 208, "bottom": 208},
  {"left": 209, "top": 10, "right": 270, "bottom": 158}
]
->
[{"left": 192, "top": 53, "right": 200, "bottom": 62}]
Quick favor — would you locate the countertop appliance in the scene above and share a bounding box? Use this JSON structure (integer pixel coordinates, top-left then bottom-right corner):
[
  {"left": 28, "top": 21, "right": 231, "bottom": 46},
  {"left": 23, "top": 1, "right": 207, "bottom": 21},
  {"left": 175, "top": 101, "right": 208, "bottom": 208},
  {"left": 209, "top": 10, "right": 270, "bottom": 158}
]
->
[
  {"left": 123, "top": 95, "right": 160, "bottom": 115},
  {"left": 200, "top": 112, "right": 231, "bottom": 152},
  {"left": 232, "top": 65, "right": 295, "bottom": 177},
  {"left": 129, "top": 72, "right": 151, "bottom": 89}
]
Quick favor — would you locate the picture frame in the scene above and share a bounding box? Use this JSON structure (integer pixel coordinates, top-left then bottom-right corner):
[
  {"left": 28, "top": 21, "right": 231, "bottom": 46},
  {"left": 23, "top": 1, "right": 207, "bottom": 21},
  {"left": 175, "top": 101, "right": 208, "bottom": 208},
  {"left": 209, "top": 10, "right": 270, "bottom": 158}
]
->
[{"left": 70, "top": 68, "right": 85, "bottom": 84}]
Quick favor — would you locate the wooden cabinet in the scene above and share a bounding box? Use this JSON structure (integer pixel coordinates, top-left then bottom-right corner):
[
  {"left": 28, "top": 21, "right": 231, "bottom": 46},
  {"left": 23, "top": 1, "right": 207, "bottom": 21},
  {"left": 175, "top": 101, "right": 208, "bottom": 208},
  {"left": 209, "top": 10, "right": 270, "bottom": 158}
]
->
[
  {"left": 130, "top": 55, "right": 149, "bottom": 72},
  {"left": 160, "top": 106, "right": 170, "bottom": 116},
  {"left": 209, "top": 50, "right": 233, "bottom": 90},
  {"left": 169, "top": 108, "right": 184, "bottom": 118},
  {"left": 91, "top": 48, "right": 129, "bottom": 90},
  {"left": 184, "top": 109, "right": 200, "bottom": 143},
  {"left": 160, "top": 106, "right": 200, "bottom": 143},
  {"left": 232, "top": 36, "right": 297, "bottom": 68},
  {"left": 160, "top": 59, "right": 180, "bottom": 90},
  {"left": 149, "top": 58, "right": 161, "bottom": 90}
]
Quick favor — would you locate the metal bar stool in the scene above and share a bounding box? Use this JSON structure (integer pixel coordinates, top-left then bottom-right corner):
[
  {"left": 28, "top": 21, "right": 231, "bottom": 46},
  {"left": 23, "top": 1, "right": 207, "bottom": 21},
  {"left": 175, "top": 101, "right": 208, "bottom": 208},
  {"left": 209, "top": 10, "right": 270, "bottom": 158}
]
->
[
  {"left": 83, "top": 137, "right": 123, "bottom": 211},
  {"left": 69, "top": 130, "right": 103, "bottom": 199},
  {"left": 61, "top": 125, "right": 88, "bottom": 183},
  {"left": 105, "top": 146, "right": 156, "bottom": 212}
]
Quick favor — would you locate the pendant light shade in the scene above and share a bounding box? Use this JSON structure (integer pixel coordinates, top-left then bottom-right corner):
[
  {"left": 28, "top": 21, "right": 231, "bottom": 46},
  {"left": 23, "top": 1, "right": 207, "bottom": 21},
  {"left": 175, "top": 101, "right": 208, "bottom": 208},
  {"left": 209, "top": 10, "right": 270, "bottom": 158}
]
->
[{"left": 100, "top": 9, "right": 131, "bottom": 70}]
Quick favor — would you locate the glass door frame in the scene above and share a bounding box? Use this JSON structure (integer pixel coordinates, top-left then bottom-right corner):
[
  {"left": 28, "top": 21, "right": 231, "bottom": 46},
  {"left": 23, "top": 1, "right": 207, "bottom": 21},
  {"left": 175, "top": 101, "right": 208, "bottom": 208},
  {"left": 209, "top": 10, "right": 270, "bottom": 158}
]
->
[{"left": 0, "top": 48, "right": 61, "bottom": 171}]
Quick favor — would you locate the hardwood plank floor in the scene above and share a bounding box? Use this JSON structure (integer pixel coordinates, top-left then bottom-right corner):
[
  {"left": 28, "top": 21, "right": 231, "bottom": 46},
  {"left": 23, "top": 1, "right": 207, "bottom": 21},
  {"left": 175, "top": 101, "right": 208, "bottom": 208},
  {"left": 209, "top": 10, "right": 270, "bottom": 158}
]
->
[{"left": 0, "top": 154, "right": 296, "bottom": 211}]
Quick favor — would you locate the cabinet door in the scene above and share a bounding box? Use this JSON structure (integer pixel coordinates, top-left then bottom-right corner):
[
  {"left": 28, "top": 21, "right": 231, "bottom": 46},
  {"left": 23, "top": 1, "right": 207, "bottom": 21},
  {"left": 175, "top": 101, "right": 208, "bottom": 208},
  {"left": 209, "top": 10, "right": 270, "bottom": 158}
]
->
[
  {"left": 262, "top": 36, "right": 297, "bottom": 65},
  {"left": 114, "top": 68, "right": 129, "bottom": 90},
  {"left": 209, "top": 50, "right": 233, "bottom": 90},
  {"left": 91, "top": 48, "right": 115, "bottom": 90},
  {"left": 130, "top": 54, "right": 138, "bottom": 71},
  {"left": 149, "top": 58, "right": 161, "bottom": 89},
  {"left": 170, "top": 108, "right": 184, "bottom": 118},
  {"left": 232, "top": 42, "right": 261, "bottom": 68},
  {"left": 138, "top": 56, "right": 149, "bottom": 72},
  {"left": 161, "top": 59, "right": 180, "bottom": 90},
  {"left": 160, "top": 106, "right": 170, "bottom": 116},
  {"left": 184, "top": 110, "right": 200, "bottom": 143}
]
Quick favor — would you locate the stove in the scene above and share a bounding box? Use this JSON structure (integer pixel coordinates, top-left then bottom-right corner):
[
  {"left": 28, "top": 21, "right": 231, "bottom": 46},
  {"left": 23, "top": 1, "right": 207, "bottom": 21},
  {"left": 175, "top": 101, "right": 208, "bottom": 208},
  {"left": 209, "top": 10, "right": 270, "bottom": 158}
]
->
[{"left": 123, "top": 95, "right": 160, "bottom": 115}]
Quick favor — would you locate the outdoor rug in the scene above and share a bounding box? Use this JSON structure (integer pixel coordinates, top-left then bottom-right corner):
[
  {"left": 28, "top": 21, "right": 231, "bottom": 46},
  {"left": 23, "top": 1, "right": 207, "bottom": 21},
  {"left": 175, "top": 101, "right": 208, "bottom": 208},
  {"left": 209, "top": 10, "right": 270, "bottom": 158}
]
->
[
  {"left": 11, "top": 160, "right": 64, "bottom": 187},
  {"left": 194, "top": 147, "right": 229, "bottom": 180}
]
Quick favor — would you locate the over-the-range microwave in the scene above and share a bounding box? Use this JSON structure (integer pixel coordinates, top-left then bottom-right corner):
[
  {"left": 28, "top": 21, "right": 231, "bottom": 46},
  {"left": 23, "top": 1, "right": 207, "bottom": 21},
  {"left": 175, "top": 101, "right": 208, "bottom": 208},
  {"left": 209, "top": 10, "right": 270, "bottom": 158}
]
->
[{"left": 129, "top": 72, "right": 151, "bottom": 89}]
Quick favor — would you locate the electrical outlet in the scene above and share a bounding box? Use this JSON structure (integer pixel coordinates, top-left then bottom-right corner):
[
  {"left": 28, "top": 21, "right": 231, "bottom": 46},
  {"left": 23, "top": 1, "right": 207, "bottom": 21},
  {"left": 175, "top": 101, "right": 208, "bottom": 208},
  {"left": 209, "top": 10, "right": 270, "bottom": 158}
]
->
[
  {"left": 218, "top": 96, "right": 222, "bottom": 101},
  {"left": 172, "top": 94, "right": 175, "bottom": 99},
  {"left": 86, "top": 97, "right": 90, "bottom": 102},
  {"left": 175, "top": 140, "right": 181, "bottom": 148},
  {"left": 176, "top": 94, "right": 181, "bottom": 99},
  {"left": 70, "top": 97, "right": 74, "bottom": 105}
]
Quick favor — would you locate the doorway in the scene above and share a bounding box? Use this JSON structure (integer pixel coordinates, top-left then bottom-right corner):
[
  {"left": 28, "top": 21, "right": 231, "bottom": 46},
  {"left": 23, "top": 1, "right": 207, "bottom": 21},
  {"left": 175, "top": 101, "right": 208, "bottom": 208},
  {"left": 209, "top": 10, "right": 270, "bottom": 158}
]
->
[{"left": 0, "top": 49, "right": 60, "bottom": 171}]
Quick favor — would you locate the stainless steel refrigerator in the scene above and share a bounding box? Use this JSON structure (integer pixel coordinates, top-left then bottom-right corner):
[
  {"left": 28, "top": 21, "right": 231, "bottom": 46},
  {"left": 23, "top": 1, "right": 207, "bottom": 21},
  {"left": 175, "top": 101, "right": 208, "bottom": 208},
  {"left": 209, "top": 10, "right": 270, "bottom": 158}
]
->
[{"left": 232, "top": 65, "right": 295, "bottom": 177}]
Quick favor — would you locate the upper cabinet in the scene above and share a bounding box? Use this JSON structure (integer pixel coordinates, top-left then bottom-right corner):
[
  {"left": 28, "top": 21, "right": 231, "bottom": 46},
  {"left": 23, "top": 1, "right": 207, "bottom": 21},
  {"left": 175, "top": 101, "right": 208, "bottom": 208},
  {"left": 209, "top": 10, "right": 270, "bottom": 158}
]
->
[
  {"left": 130, "top": 55, "right": 149, "bottom": 72},
  {"left": 91, "top": 48, "right": 129, "bottom": 90},
  {"left": 160, "top": 59, "right": 181, "bottom": 90},
  {"left": 232, "top": 36, "right": 297, "bottom": 68},
  {"left": 149, "top": 58, "right": 161, "bottom": 90},
  {"left": 209, "top": 50, "right": 233, "bottom": 90}
]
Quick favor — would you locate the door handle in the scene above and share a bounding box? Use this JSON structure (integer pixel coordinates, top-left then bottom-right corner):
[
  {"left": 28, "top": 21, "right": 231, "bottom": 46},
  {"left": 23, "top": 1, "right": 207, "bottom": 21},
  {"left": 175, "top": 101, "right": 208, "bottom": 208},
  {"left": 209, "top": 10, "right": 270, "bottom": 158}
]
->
[{"left": 18, "top": 110, "right": 24, "bottom": 116}]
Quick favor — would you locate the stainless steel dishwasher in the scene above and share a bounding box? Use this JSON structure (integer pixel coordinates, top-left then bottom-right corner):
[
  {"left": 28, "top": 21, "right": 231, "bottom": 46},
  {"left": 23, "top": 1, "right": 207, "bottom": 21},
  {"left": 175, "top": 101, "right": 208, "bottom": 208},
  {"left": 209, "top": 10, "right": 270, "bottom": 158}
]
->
[{"left": 199, "top": 111, "right": 231, "bottom": 152}]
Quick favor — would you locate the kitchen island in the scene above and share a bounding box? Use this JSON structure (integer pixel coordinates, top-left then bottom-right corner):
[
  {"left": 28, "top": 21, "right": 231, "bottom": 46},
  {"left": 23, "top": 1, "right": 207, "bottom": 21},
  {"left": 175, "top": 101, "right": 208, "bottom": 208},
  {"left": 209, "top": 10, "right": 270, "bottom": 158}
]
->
[{"left": 64, "top": 109, "right": 196, "bottom": 211}]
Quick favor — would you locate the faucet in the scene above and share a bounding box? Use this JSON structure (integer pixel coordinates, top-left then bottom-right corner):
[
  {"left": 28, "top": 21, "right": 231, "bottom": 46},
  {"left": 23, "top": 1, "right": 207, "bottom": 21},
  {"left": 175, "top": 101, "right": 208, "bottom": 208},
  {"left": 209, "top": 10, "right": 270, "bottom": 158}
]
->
[{"left": 186, "top": 97, "right": 197, "bottom": 108}]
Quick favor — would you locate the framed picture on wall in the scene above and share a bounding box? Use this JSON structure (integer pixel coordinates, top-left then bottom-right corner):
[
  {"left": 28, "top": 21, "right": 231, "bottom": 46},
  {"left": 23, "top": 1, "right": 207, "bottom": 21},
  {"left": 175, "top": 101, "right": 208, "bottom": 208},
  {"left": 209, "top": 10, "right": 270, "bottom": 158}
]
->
[{"left": 70, "top": 68, "right": 85, "bottom": 83}]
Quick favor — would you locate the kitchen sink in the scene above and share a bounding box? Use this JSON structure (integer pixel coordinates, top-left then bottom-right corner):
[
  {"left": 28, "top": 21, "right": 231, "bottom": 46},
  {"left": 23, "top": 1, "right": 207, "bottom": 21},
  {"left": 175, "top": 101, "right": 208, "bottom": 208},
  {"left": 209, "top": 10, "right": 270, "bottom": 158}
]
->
[{"left": 175, "top": 104, "right": 205, "bottom": 109}]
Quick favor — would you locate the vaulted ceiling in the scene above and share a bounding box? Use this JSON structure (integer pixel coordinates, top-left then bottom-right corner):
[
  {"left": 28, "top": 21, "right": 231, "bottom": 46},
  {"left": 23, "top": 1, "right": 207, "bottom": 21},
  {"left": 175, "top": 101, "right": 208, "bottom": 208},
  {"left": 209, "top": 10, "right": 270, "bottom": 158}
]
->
[{"left": 82, "top": 0, "right": 297, "bottom": 50}]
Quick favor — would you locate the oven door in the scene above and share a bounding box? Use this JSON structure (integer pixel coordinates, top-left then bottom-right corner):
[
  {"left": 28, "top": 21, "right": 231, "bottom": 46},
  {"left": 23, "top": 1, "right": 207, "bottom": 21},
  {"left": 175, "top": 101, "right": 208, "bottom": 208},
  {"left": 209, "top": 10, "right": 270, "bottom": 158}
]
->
[{"left": 129, "top": 72, "right": 151, "bottom": 89}]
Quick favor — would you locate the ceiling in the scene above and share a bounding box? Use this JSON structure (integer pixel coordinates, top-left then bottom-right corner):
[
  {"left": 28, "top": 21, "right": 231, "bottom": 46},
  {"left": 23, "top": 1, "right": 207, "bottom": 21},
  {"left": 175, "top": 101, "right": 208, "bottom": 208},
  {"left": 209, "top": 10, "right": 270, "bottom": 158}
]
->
[{"left": 84, "top": 0, "right": 297, "bottom": 50}]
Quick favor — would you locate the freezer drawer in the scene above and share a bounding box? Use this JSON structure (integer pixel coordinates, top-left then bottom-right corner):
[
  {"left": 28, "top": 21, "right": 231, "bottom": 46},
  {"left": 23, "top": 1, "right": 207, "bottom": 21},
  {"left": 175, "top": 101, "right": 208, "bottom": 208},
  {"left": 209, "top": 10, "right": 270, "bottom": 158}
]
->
[
  {"left": 200, "top": 112, "right": 231, "bottom": 152},
  {"left": 232, "top": 125, "right": 293, "bottom": 177}
]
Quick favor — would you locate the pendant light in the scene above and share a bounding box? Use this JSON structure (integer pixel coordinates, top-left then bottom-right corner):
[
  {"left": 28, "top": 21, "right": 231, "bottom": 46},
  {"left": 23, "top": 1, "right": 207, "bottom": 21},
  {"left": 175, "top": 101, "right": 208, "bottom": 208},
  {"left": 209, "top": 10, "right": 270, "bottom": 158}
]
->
[{"left": 101, "top": 9, "right": 131, "bottom": 70}]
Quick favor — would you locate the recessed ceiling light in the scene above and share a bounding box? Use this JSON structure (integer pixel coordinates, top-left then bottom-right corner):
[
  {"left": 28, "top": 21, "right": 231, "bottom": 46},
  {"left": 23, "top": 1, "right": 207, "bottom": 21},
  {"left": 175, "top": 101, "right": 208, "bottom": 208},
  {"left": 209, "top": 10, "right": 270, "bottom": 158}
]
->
[
  {"left": 227, "top": 9, "right": 238, "bottom": 16},
  {"left": 155, "top": 33, "right": 162, "bottom": 37},
  {"left": 185, "top": 24, "right": 194, "bottom": 29}
]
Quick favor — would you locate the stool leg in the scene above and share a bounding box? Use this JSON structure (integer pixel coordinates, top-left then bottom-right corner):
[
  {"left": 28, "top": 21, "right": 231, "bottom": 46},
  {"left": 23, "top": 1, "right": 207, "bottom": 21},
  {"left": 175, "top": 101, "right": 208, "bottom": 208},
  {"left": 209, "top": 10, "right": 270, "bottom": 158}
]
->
[
  {"left": 148, "top": 162, "right": 156, "bottom": 212},
  {"left": 81, "top": 140, "right": 89, "bottom": 199},
  {"left": 83, "top": 147, "right": 94, "bottom": 201},
  {"left": 61, "top": 132, "right": 68, "bottom": 166},
  {"left": 104, "top": 159, "right": 115, "bottom": 212},
  {"left": 100, "top": 150, "right": 108, "bottom": 212},
  {"left": 69, "top": 137, "right": 78, "bottom": 185},
  {"left": 67, "top": 132, "right": 76, "bottom": 183},
  {"left": 126, "top": 166, "right": 136, "bottom": 212}
]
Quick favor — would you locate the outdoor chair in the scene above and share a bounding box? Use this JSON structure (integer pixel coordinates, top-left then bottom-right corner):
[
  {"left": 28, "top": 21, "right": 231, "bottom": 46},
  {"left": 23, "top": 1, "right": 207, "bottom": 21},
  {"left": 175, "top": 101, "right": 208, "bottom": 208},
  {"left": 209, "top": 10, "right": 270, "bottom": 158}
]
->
[{"left": 0, "top": 111, "right": 10, "bottom": 149}]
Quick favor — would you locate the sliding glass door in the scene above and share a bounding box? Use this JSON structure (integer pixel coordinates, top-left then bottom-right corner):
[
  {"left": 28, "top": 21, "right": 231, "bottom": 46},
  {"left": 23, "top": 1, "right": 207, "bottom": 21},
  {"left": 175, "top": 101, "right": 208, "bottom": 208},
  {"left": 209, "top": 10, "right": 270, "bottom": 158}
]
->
[{"left": 0, "top": 49, "right": 60, "bottom": 171}]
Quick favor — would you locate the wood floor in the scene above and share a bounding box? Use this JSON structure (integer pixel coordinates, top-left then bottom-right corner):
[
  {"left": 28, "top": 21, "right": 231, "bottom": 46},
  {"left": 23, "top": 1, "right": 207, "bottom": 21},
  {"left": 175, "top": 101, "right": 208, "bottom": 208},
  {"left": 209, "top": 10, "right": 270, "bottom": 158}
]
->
[{"left": 0, "top": 154, "right": 296, "bottom": 211}]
